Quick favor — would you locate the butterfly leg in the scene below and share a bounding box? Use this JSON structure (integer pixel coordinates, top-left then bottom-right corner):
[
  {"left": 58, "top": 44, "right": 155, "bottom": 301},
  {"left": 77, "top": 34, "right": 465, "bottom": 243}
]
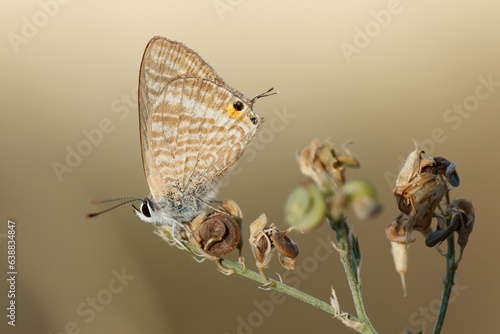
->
[{"left": 170, "top": 221, "right": 192, "bottom": 251}]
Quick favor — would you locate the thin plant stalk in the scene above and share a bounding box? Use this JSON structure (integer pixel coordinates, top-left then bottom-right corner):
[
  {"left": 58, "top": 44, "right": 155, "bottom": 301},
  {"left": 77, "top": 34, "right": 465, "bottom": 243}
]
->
[
  {"left": 177, "top": 235, "right": 339, "bottom": 316},
  {"left": 328, "top": 214, "right": 378, "bottom": 334},
  {"left": 433, "top": 231, "right": 457, "bottom": 334},
  {"left": 339, "top": 254, "right": 376, "bottom": 332},
  {"left": 219, "top": 257, "right": 337, "bottom": 315}
]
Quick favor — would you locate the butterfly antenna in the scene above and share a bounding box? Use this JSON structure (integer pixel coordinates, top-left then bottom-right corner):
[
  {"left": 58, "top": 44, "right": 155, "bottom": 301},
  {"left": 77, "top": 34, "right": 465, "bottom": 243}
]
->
[
  {"left": 86, "top": 197, "right": 143, "bottom": 218},
  {"left": 250, "top": 87, "right": 279, "bottom": 104},
  {"left": 89, "top": 196, "right": 143, "bottom": 204}
]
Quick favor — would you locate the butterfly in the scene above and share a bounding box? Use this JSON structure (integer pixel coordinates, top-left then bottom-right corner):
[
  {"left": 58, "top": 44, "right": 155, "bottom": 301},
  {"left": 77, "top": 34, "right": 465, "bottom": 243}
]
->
[{"left": 89, "top": 37, "right": 275, "bottom": 234}]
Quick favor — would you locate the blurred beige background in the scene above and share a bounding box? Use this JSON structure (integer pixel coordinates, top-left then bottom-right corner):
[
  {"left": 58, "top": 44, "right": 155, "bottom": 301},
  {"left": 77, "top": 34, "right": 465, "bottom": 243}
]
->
[{"left": 1, "top": 1, "right": 499, "bottom": 333}]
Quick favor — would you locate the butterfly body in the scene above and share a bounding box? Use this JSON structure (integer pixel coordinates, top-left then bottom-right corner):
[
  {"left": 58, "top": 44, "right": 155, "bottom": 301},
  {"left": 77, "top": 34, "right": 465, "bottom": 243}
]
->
[{"left": 135, "top": 37, "right": 263, "bottom": 227}]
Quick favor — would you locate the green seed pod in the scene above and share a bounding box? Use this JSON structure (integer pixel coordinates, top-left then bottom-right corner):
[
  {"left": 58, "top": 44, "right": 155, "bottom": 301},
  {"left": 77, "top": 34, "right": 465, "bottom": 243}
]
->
[
  {"left": 285, "top": 183, "right": 326, "bottom": 232},
  {"left": 341, "top": 179, "right": 381, "bottom": 220}
]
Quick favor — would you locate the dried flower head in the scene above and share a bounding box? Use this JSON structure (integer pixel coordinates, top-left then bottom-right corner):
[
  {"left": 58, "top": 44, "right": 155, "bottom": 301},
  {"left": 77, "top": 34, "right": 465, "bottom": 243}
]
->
[
  {"left": 393, "top": 144, "right": 459, "bottom": 244},
  {"left": 389, "top": 143, "right": 474, "bottom": 296},
  {"left": 293, "top": 139, "right": 379, "bottom": 229},
  {"left": 297, "top": 139, "right": 359, "bottom": 190},
  {"left": 249, "top": 214, "right": 299, "bottom": 284}
]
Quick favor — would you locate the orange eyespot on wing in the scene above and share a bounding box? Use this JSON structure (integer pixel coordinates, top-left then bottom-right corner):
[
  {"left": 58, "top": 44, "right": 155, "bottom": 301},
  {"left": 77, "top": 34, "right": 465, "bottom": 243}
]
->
[{"left": 224, "top": 101, "right": 253, "bottom": 126}]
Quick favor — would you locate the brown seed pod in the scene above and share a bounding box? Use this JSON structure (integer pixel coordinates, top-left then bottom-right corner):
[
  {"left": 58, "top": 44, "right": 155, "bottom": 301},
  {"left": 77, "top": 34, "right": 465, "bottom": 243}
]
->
[
  {"left": 191, "top": 212, "right": 240, "bottom": 258},
  {"left": 271, "top": 229, "right": 299, "bottom": 259},
  {"left": 220, "top": 199, "right": 245, "bottom": 264},
  {"left": 253, "top": 232, "right": 272, "bottom": 265}
]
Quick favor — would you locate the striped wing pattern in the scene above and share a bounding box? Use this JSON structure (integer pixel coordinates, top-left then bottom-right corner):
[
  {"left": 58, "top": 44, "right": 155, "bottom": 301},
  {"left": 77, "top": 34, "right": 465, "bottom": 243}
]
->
[
  {"left": 140, "top": 37, "right": 219, "bottom": 183},
  {"left": 139, "top": 37, "right": 261, "bottom": 204}
]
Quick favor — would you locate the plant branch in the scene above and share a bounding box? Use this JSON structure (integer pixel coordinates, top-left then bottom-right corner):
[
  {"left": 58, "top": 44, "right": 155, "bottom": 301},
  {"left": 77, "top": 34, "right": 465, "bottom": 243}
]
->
[
  {"left": 219, "top": 257, "right": 337, "bottom": 315},
  {"left": 432, "top": 229, "right": 457, "bottom": 334},
  {"left": 328, "top": 214, "right": 378, "bottom": 334},
  {"left": 166, "top": 231, "right": 341, "bottom": 317}
]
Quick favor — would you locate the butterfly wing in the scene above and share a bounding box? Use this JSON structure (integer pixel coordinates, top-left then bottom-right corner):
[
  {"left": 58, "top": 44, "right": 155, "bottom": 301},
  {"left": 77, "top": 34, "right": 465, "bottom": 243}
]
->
[
  {"left": 144, "top": 77, "right": 261, "bottom": 202},
  {"left": 139, "top": 37, "right": 220, "bottom": 197},
  {"left": 139, "top": 37, "right": 262, "bottom": 203}
]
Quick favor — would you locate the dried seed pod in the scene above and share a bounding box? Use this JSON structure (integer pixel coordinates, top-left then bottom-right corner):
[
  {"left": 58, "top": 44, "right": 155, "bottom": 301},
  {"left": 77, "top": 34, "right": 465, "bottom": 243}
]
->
[
  {"left": 249, "top": 215, "right": 300, "bottom": 283},
  {"left": 272, "top": 228, "right": 299, "bottom": 259},
  {"left": 272, "top": 227, "right": 299, "bottom": 271},
  {"left": 220, "top": 199, "right": 244, "bottom": 264},
  {"left": 190, "top": 212, "right": 240, "bottom": 258}
]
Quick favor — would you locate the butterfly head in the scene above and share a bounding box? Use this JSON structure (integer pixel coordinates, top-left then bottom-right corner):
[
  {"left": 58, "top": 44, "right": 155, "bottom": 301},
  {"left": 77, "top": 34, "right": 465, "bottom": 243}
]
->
[
  {"left": 87, "top": 196, "right": 162, "bottom": 224},
  {"left": 133, "top": 197, "right": 157, "bottom": 222},
  {"left": 134, "top": 195, "right": 204, "bottom": 227}
]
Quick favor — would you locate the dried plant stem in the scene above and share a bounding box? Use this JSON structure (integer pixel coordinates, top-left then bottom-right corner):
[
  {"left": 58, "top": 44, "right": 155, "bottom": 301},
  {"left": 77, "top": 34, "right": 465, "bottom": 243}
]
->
[
  {"left": 433, "top": 230, "right": 457, "bottom": 334},
  {"left": 224, "top": 251, "right": 377, "bottom": 334},
  {"left": 162, "top": 225, "right": 377, "bottom": 333},
  {"left": 219, "top": 258, "right": 337, "bottom": 315},
  {"left": 176, "top": 236, "right": 337, "bottom": 316}
]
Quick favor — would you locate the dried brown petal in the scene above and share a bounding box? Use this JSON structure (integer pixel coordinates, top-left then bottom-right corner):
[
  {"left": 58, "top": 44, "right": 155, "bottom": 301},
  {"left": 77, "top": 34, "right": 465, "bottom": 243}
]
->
[
  {"left": 335, "top": 142, "right": 360, "bottom": 168},
  {"left": 220, "top": 199, "right": 243, "bottom": 219},
  {"left": 420, "top": 156, "right": 459, "bottom": 187},
  {"left": 394, "top": 146, "right": 425, "bottom": 194},
  {"left": 386, "top": 214, "right": 415, "bottom": 244},
  {"left": 297, "top": 139, "right": 325, "bottom": 188},
  {"left": 297, "top": 139, "right": 360, "bottom": 189},
  {"left": 249, "top": 214, "right": 268, "bottom": 241},
  {"left": 390, "top": 241, "right": 409, "bottom": 297},
  {"left": 386, "top": 215, "right": 414, "bottom": 296},
  {"left": 278, "top": 255, "right": 296, "bottom": 270},
  {"left": 318, "top": 141, "right": 360, "bottom": 185},
  {"left": 424, "top": 214, "right": 460, "bottom": 247},
  {"left": 249, "top": 214, "right": 274, "bottom": 268},
  {"left": 452, "top": 199, "right": 475, "bottom": 264}
]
